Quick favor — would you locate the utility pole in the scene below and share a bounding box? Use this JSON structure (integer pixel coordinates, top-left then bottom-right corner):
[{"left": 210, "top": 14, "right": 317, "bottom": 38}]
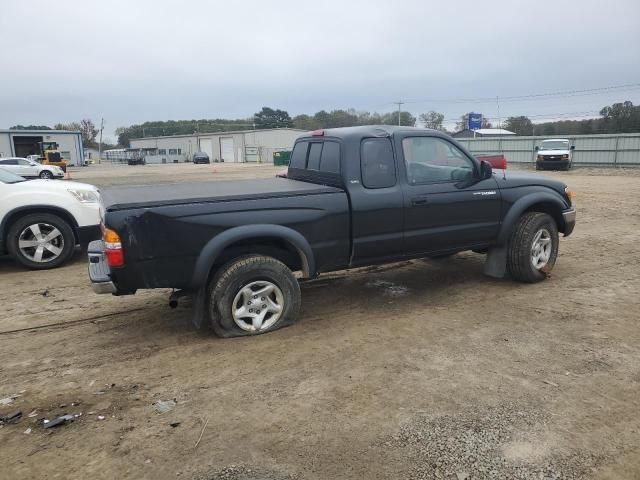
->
[
  {"left": 394, "top": 101, "right": 404, "bottom": 126},
  {"left": 98, "top": 118, "right": 104, "bottom": 164}
]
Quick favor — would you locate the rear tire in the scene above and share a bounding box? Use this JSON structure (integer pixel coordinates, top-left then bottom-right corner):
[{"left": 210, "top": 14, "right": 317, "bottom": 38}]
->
[
  {"left": 7, "top": 213, "right": 76, "bottom": 269},
  {"left": 507, "top": 212, "right": 559, "bottom": 283},
  {"left": 207, "top": 255, "right": 301, "bottom": 337}
]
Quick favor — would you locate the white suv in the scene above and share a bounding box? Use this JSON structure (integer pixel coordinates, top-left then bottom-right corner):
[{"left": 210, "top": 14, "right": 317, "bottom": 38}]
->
[
  {"left": 0, "top": 168, "right": 101, "bottom": 269},
  {"left": 0, "top": 157, "right": 65, "bottom": 179}
]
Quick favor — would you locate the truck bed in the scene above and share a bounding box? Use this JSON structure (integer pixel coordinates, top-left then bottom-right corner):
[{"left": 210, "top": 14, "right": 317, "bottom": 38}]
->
[{"left": 101, "top": 177, "right": 344, "bottom": 211}]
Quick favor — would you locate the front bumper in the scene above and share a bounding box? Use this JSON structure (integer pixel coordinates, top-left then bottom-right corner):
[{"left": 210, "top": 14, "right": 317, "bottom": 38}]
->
[
  {"left": 537, "top": 159, "right": 570, "bottom": 170},
  {"left": 562, "top": 207, "right": 576, "bottom": 236},
  {"left": 87, "top": 240, "right": 116, "bottom": 294}
]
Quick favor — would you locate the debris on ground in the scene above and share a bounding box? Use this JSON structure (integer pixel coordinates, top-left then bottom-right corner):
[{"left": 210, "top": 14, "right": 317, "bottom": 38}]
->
[
  {"left": 23, "top": 427, "right": 31, "bottom": 434},
  {"left": 0, "top": 410, "right": 22, "bottom": 424},
  {"left": 153, "top": 399, "right": 176, "bottom": 414},
  {"left": 365, "top": 279, "right": 409, "bottom": 297},
  {"left": 41, "top": 289, "right": 50, "bottom": 297},
  {"left": 97, "top": 415, "right": 105, "bottom": 420},
  {"left": 28, "top": 410, "right": 38, "bottom": 418},
  {"left": 0, "top": 394, "right": 20, "bottom": 406},
  {"left": 43, "top": 415, "right": 75, "bottom": 429},
  {"left": 194, "top": 464, "right": 300, "bottom": 480},
  {"left": 169, "top": 421, "right": 181, "bottom": 428},
  {"left": 543, "top": 379, "right": 560, "bottom": 387}
]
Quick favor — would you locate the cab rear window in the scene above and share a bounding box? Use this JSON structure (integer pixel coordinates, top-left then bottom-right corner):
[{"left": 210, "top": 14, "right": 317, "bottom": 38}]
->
[
  {"left": 290, "top": 142, "right": 308, "bottom": 169},
  {"left": 290, "top": 140, "right": 341, "bottom": 174}
]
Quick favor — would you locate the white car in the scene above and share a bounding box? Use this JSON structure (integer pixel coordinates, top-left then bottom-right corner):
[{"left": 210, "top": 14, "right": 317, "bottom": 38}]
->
[
  {"left": 0, "top": 168, "right": 102, "bottom": 269},
  {"left": 0, "top": 157, "right": 65, "bottom": 179}
]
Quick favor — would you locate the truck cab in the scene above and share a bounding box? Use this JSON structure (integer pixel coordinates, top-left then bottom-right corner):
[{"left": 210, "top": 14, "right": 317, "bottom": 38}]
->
[{"left": 535, "top": 138, "right": 575, "bottom": 171}]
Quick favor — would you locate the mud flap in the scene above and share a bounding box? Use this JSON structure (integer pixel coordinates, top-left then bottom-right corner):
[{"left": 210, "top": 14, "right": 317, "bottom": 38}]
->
[
  {"left": 483, "top": 245, "right": 507, "bottom": 279},
  {"left": 191, "top": 286, "right": 207, "bottom": 329}
]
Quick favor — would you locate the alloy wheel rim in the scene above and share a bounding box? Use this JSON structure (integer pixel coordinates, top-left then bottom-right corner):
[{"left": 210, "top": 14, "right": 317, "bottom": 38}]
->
[
  {"left": 231, "top": 280, "right": 284, "bottom": 332},
  {"left": 531, "top": 228, "right": 552, "bottom": 269},
  {"left": 18, "top": 223, "right": 64, "bottom": 263}
]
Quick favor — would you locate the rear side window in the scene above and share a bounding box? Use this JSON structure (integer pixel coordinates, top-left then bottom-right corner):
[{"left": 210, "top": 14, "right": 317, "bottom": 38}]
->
[
  {"left": 361, "top": 138, "right": 396, "bottom": 188},
  {"left": 307, "top": 143, "right": 323, "bottom": 170},
  {"left": 290, "top": 142, "right": 308, "bottom": 168},
  {"left": 320, "top": 141, "right": 340, "bottom": 173}
]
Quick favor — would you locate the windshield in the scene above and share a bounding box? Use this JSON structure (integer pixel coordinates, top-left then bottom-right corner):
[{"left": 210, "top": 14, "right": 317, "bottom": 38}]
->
[
  {"left": 540, "top": 140, "right": 570, "bottom": 150},
  {"left": 0, "top": 168, "right": 27, "bottom": 183}
]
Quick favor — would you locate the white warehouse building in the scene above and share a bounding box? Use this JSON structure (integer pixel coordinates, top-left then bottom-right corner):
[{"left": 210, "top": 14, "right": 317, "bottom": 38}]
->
[
  {"left": 0, "top": 129, "right": 84, "bottom": 166},
  {"left": 128, "top": 128, "right": 306, "bottom": 164}
]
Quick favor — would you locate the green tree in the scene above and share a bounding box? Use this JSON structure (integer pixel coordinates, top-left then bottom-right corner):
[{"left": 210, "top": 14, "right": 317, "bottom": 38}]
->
[
  {"left": 503, "top": 116, "right": 533, "bottom": 135},
  {"left": 419, "top": 111, "right": 445, "bottom": 130},
  {"left": 115, "top": 127, "right": 130, "bottom": 147},
  {"left": 600, "top": 101, "right": 640, "bottom": 133},
  {"left": 254, "top": 107, "right": 293, "bottom": 129},
  {"left": 380, "top": 111, "right": 416, "bottom": 127},
  {"left": 542, "top": 123, "right": 556, "bottom": 135},
  {"left": 292, "top": 114, "right": 320, "bottom": 130},
  {"left": 79, "top": 119, "right": 99, "bottom": 147},
  {"left": 9, "top": 125, "right": 51, "bottom": 130},
  {"left": 53, "top": 120, "right": 99, "bottom": 147}
]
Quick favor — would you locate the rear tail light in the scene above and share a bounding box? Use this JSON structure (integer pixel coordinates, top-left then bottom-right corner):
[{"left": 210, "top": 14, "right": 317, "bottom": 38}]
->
[{"left": 103, "top": 228, "right": 124, "bottom": 267}]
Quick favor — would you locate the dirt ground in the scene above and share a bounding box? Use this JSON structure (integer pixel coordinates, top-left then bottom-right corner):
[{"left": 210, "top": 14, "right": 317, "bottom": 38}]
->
[{"left": 1, "top": 163, "right": 639, "bottom": 479}]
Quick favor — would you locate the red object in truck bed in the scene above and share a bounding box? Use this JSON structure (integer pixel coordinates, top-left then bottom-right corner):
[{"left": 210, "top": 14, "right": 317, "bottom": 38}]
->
[{"left": 477, "top": 155, "right": 507, "bottom": 170}]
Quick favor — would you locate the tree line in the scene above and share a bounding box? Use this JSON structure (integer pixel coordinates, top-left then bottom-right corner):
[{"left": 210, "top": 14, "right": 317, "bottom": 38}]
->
[{"left": 9, "top": 101, "right": 640, "bottom": 148}]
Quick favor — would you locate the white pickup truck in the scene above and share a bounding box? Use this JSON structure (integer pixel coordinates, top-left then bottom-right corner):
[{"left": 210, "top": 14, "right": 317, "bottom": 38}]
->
[
  {"left": 535, "top": 139, "right": 575, "bottom": 171},
  {"left": 0, "top": 168, "right": 101, "bottom": 269}
]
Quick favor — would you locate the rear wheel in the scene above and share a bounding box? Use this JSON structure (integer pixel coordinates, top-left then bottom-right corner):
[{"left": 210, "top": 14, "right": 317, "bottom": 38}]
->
[
  {"left": 39, "top": 170, "right": 54, "bottom": 179},
  {"left": 207, "top": 255, "right": 301, "bottom": 337},
  {"left": 7, "top": 213, "right": 76, "bottom": 269},
  {"left": 507, "top": 212, "right": 559, "bottom": 283}
]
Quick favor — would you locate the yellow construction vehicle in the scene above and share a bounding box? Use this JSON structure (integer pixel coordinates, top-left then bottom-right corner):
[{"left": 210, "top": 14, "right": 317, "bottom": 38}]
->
[{"left": 39, "top": 142, "right": 68, "bottom": 172}]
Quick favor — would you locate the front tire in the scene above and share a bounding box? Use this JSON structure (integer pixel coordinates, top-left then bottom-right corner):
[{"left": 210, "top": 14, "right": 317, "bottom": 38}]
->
[
  {"left": 39, "top": 170, "right": 54, "bottom": 179},
  {"left": 207, "top": 255, "right": 301, "bottom": 337},
  {"left": 507, "top": 212, "right": 559, "bottom": 283},
  {"left": 7, "top": 213, "right": 76, "bottom": 269}
]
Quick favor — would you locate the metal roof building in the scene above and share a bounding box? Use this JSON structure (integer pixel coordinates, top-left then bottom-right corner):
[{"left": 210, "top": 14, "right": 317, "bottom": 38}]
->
[
  {"left": 0, "top": 129, "right": 84, "bottom": 166},
  {"left": 128, "top": 128, "right": 306, "bottom": 164},
  {"left": 452, "top": 128, "right": 516, "bottom": 139}
]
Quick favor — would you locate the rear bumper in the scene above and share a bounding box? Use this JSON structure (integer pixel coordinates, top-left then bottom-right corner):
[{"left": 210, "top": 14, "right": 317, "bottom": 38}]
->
[
  {"left": 87, "top": 240, "right": 116, "bottom": 294},
  {"left": 562, "top": 208, "right": 576, "bottom": 236}
]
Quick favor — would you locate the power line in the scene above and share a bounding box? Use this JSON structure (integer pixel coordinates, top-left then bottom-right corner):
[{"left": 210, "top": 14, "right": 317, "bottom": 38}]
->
[{"left": 401, "top": 82, "right": 640, "bottom": 105}]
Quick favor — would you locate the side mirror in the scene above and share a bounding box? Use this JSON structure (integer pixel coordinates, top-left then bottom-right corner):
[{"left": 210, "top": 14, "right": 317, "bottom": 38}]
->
[
  {"left": 534, "top": 146, "right": 539, "bottom": 151},
  {"left": 570, "top": 145, "right": 575, "bottom": 150},
  {"left": 480, "top": 160, "right": 492, "bottom": 180}
]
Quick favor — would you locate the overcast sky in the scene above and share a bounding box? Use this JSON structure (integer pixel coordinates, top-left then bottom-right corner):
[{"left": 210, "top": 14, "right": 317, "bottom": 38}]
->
[{"left": 2, "top": 0, "right": 639, "bottom": 140}]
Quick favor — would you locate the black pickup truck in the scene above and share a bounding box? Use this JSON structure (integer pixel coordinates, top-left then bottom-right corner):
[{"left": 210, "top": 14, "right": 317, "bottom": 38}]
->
[{"left": 88, "top": 126, "right": 575, "bottom": 337}]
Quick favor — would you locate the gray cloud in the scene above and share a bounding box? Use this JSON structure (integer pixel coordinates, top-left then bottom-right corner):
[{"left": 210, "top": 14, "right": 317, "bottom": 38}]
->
[{"left": 2, "top": 0, "right": 639, "bottom": 138}]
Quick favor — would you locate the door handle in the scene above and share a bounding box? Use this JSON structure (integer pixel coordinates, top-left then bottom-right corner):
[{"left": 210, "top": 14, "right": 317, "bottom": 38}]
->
[{"left": 411, "top": 196, "right": 428, "bottom": 206}]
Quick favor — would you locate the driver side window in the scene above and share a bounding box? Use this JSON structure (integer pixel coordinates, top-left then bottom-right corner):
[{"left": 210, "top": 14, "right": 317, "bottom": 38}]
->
[{"left": 402, "top": 137, "right": 474, "bottom": 185}]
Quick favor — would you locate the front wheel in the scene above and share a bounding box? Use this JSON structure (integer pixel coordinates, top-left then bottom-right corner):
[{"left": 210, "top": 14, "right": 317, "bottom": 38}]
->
[
  {"left": 39, "top": 170, "right": 54, "bottom": 179},
  {"left": 207, "top": 255, "right": 301, "bottom": 337},
  {"left": 507, "top": 212, "right": 559, "bottom": 283},
  {"left": 7, "top": 213, "right": 76, "bottom": 269}
]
